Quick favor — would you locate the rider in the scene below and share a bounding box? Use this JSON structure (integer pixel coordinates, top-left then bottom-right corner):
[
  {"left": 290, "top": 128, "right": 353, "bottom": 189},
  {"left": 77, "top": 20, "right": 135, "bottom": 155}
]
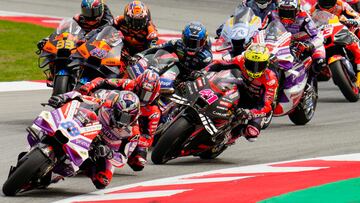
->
[
  {"left": 315, "top": 0, "right": 360, "bottom": 85},
  {"left": 47, "top": 90, "right": 141, "bottom": 189},
  {"left": 206, "top": 44, "right": 278, "bottom": 142},
  {"left": 114, "top": 1, "right": 159, "bottom": 56},
  {"left": 78, "top": 69, "right": 161, "bottom": 171},
  {"left": 136, "top": 21, "right": 213, "bottom": 85},
  {"left": 271, "top": 0, "right": 327, "bottom": 75},
  {"left": 36, "top": 0, "right": 114, "bottom": 82},
  {"left": 74, "top": 0, "right": 114, "bottom": 33}
]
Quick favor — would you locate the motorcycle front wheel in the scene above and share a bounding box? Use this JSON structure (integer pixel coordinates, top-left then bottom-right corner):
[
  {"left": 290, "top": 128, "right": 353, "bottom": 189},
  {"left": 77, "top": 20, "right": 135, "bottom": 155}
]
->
[
  {"left": 151, "top": 116, "right": 194, "bottom": 164},
  {"left": 52, "top": 75, "right": 71, "bottom": 95},
  {"left": 330, "top": 60, "right": 359, "bottom": 102},
  {"left": 289, "top": 78, "right": 318, "bottom": 125},
  {"left": 2, "top": 148, "right": 53, "bottom": 196}
]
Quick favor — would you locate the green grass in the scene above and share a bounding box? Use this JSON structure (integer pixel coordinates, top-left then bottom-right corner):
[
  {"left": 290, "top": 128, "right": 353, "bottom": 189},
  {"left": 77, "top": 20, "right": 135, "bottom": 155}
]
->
[{"left": 0, "top": 20, "right": 54, "bottom": 81}]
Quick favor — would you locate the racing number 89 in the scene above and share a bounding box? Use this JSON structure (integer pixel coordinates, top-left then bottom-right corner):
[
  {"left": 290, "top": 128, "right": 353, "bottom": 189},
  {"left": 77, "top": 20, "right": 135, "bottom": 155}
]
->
[
  {"left": 56, "top": 40, "right": 75, "bottom": 49},
  {"left": 61, "top": 121, "right": 80, "bottom": 137}
]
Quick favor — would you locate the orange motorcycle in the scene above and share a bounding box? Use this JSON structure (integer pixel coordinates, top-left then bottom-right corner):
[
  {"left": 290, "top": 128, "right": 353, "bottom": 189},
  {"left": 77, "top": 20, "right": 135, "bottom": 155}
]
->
[
  {"left": 37, "top": 18, "right": 85, "bottom": 95},
  {"left": 70, "top": 26, "right": 127, "bottom": 88}
]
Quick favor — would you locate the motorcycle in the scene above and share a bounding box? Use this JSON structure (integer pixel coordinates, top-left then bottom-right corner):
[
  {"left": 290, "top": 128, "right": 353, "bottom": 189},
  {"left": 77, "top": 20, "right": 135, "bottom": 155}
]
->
[
  {"left": 70, "top": 26, "right": 126, "bottom": 88},
  {"left": 215, "top": 6, "right": 261, "bottom": 58},
  {"left": 151, "top": 69, "right": 246, "bottom": 164},
  {"left": 37, "top": 18, "right": 85, "bottom": 95},
  {"left": 312, "top": 10, "right": 359, "bottom": 102},
  {"left": 2, "top": 92, "right": 137, "bottom": 196},
  {"left": 253, "top": 20, "right": 318, "bottom": 126},
  {"left": 127, "top": 50, "right": 181, "bottom": 142}
]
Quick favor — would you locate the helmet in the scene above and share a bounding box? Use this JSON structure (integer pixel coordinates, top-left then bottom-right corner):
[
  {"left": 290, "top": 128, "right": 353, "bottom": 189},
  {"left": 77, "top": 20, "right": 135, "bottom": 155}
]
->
[
  {"left": 243, "top": 44, "right": 270, "bottom": 79},
  {"left": 182, "top": 21, "right": 208, "bottom": 55},
  {"left": 135, "top": 69, "right": 161, "bottom": 105},
  {"left": 278, "top": 0, "right": 300, "bottom": 24},
  {"left": 81, "top": 0, "right": 104, "bottom": 24},
  {"left": 255, "top": 0, "right": 273, "bottom": 9},
  {"left": 124, "top": 1, "right": 149, "bottom": 30},
  {"left": 111, "top": 91, "right": 140, "bottom": 128},
  {"left": 318, "top": 0, "right": 337, "bottom": 9}
]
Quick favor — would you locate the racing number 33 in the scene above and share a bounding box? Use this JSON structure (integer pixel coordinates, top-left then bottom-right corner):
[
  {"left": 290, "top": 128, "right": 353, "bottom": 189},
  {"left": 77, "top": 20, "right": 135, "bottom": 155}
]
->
[{"left": 56, "top": 40, "right": 75, "bottom": 49}]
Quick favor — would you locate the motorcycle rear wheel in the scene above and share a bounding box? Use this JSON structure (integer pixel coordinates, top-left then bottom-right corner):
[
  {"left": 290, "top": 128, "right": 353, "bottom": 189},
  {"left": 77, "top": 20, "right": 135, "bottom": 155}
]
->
[
  {"left": 330, "top": 61, "right": 359, "bottom": 102},
  {"left": 151, "top": 117, "right": 194, "bottom": 164},
  {"left": 2, "top": 148, "right": 52, "bottom": 196}
]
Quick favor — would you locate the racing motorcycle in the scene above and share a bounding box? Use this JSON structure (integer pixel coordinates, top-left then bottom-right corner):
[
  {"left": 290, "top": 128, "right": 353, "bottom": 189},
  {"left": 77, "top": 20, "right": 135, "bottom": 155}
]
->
[
  {"left": 2, "top": 92, "right": 137, "bottom": 196},
  {"left": 151, "top": 69, "right": 246, "bottom": 164},
  {"left": 312, "top": 10, "right": 359, "bottom": 102},
  {"left": 215, "top": 6, "right": 261, "bottom": 58},
  {"left": 127, "top": 50, "right": 181, "bottom": 142},
  {"left": 253, "top": 20, "right": 318, "bottom": 126},
  {"left": 37, "top": 18, "right": 85, "bottom": 95},
  {"left": 70, "top": 26, "right": 126, "bottom": 88}
]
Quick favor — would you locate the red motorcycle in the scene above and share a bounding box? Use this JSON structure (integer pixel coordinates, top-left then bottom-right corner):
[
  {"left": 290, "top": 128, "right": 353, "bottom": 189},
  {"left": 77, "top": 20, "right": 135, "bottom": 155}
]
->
[{"left": 312, "top": 10, "right": 359, "bottom": 102}]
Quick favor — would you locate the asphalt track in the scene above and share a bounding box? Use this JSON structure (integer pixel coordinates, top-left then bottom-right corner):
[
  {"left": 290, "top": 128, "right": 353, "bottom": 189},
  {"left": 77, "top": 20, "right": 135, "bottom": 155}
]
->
[{"left": 0, "top": 1, "right": 360, "bottom": 202}]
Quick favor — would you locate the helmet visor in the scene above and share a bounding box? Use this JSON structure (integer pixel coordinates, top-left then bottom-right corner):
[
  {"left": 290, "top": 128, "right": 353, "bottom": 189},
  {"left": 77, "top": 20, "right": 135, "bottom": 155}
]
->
[
  {"left": 279, "top": 7, "right": 297, "bottom": 21},
  {"left": 111, "top": 108, "right": 132, "bottom": 128},
  {"left": 319, "top": 0, "right": 336, "bottom": 9},
  {"left": 127, "top": 16, "right": 147, "bottom": 30},
  {"left": 82, "top": 6, "right": 103, "bottom": 19},
  {"left": 183, "top": 37, "right": 206, "bottom": 53},
  {"left": 244, "top": 59, "right": 268, "bottom": 78}
]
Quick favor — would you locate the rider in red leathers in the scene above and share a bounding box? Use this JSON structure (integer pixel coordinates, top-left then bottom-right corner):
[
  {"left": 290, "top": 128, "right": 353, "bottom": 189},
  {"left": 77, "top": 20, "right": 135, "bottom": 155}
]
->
[
  {"left": 78, "top": 69, "right": 161, "bottom": 171},
  {"left": 206, "top": 44, "right": 278, "bottom": 142}
]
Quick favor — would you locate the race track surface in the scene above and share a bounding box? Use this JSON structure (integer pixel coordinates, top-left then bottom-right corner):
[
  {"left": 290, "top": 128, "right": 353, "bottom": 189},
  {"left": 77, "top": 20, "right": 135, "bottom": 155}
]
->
[{"left": 0, "top": 1, "right": 360, "bottom": 202}]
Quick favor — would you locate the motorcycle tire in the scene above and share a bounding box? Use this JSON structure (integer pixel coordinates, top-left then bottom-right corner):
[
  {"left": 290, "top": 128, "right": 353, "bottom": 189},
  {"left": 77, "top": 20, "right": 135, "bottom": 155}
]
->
[
  {"left": 330, "top": 61, "right": 359, "bottom": 102},
  {"left": 151, "top": 117, "right": 194, "bottom": 165},
  {"left": 199, "top": 146, "right": 227, "bottom": 160},
  {"left": 52, "top": 75, "right": 70, "bottom": 96},
  {"left": 2, "top": 148, "right": 52, "bottom": 196},
  {"left": 289, "top": 79, "right": 318, "bottom": 125}
]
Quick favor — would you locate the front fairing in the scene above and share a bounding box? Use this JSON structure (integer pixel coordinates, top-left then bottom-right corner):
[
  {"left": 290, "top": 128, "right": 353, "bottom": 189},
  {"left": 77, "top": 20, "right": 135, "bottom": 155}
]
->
[
  {"left": 181, "top": 70, "right": 240, "bottom": 121},
  {"left": 217, "top": 7, "right": 261, "bottom": 52},
  {"left": 127, "top": 50, "right": 180, "bottom": 93}
]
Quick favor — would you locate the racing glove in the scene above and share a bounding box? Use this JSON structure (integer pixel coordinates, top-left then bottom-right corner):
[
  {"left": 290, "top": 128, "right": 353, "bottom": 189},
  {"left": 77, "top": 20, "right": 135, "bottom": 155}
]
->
[
  {"left": 343, "top": 19, "right": 359, "bottom": 27},
  {"left": 236, "top": 108, "right": 254, "bottom": 120},
  {"left": 312, "top": 58, "right": 327, "bottom": 75},
  {"left": 48, "top": 95, "right": 68, "bottom": 108},
  {"left": 37, "top": 37, "right": 49, "bottom": 51},
  {"left": 95, "top": 144, "right": 113, "bottom": 160},
  {"left": 78, "top": 83, "right": 94, "bottom": 95}
]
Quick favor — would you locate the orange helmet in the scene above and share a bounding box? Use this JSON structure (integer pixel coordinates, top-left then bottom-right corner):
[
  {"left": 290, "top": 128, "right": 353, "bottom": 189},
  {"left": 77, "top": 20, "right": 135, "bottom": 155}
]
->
[{"left": 124, "top": 1, "right": 150, "bottom": 30}]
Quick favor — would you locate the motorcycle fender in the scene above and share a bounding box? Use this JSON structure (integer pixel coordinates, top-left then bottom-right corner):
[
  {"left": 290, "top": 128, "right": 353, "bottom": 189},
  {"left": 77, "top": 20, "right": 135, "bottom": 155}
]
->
[{"left": 328, "top": 55, "right": 343, "bottom": 65}]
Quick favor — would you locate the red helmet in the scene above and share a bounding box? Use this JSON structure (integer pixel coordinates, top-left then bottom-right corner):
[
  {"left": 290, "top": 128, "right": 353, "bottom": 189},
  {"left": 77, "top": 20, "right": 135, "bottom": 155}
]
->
[
  {"left": 135, "top": 69, "right": 161, "bottom": 105},
  {"left": 124, "top": 1, "right": 150, "bottom": 30}
]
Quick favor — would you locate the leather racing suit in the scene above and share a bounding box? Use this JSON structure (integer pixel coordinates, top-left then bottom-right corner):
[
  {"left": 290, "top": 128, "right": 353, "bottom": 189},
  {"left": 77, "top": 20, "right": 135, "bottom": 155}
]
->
[
  {"left": 114, "top": 15, "right": 159, "bottom": 56},
  {"left": 206, "top": 55, "right": 278, "bottom": 142}
]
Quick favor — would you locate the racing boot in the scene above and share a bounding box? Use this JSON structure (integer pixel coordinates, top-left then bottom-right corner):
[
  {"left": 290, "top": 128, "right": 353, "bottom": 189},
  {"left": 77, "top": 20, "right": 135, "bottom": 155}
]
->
[
  {"left": 357, "top": 64, "right": 360, "bottom": 88},
  {"left": 127, "top": 146, "right": 147, "bottom": 172}
]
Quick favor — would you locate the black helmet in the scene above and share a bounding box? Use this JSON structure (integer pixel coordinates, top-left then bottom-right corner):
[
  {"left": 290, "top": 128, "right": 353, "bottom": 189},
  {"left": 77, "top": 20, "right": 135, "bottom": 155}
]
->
[{"left": 318, "top": 0, "right": 337, "bottom": 9}]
